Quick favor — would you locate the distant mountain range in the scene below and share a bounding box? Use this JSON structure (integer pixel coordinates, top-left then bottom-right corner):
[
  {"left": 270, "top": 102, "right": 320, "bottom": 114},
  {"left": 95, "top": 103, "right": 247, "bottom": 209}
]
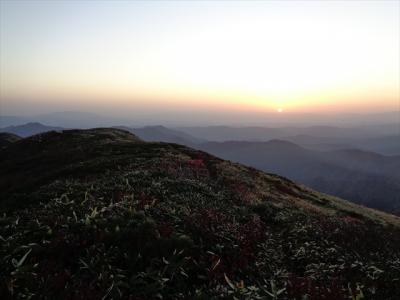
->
[
  {"left": 2, "top": 120, "right": 398, "bottom": 154},
  {"left": 1, "top": 121, "right": 399, "bottom": 213},
  {"left": 0, "top": 111, "right": 125, "bottom": 128},
  {"left": 1, "top": 110, "right": 399, "bottom": 127},
  {"left": 115, "top": 125, "right": 206, "bottom": 144},
  {"left": 196, "top": 140, "right": 400, "bottom": 213},
  {"left": 178, "top": 125, "right": 400, "bottom": 155},
  {"left": 282, "top": 134, "right": 400, "bottom": 155},
  {"left": 0, "top": 122, "right": 64, "bottom": 137},
  {"left": 0, "top": 122, "right": 202, "bottom": 144}
]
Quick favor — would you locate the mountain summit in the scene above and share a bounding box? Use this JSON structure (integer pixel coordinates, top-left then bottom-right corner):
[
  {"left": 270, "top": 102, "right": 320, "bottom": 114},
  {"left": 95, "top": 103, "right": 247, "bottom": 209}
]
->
[{"left": 0, "top": 128, "right": 399, "bottom": 299}]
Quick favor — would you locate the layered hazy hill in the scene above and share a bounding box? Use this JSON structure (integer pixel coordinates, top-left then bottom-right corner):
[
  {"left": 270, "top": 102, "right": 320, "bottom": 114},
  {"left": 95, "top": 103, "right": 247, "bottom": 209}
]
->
[
  {"left": 1, "top": 122, "right": 399, "bottom": 214},
  {"left": 0, "top": 122, "right": 63, "bottom": 137},
  {"left": 0, "top": 128, "right": 399, "bottom": 299},
  {"left": 0, "top": 122, "right": 203, "bottom": 145},
  {"left": 2, "top": 120, "right": 398, "bottom": 154},
  {"left": 197, "top": 140, "right": 400, "bottom": 213},
  {"left": 179, "top": 125, "right": 400, "bottom": 155},
  {"left": 115, "top": 125, "right": 206, "bottom": 145}
]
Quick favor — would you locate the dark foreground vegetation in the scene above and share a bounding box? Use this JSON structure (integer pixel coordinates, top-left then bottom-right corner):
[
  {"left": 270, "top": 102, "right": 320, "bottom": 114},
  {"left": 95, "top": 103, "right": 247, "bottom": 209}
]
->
[
  {"left": 1, "top": 128, "right": 399, "bottom": 299},
  {"left": 0, "top": 132, "right": 21, "bottom": 148}
]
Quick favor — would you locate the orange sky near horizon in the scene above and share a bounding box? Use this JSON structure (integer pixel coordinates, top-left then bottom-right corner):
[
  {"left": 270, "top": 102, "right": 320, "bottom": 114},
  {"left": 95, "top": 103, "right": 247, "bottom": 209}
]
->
[{"left": 0, "top": 1, "right": 399, "bottom": 116}]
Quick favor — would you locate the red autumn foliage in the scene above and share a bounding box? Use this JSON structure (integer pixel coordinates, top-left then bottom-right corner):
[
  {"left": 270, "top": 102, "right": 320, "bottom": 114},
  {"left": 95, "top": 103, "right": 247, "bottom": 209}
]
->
[{"left": 187, "top": 159, "right": 205, "bottom": 168}]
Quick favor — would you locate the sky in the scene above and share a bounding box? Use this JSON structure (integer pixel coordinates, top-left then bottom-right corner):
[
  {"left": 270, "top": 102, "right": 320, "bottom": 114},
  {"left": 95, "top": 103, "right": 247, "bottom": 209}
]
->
[{"left": 0, "top": 0, "right": 399, "bottom": 120}]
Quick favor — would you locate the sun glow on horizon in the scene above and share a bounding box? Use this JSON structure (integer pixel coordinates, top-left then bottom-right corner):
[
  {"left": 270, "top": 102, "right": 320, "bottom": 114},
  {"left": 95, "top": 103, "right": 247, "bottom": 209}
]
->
[{"left": 0, "top": 1, "right": 399, "bottom": 115}]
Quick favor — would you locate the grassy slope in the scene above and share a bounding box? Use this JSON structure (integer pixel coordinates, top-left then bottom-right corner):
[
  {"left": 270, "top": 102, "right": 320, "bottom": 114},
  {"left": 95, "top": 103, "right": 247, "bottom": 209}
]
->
[
  {"left": 0, "top": 132, "right": 21, "bottom": 148},
  {"left": 0, "top": 128, "right": 399, "bottom": 299}
]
